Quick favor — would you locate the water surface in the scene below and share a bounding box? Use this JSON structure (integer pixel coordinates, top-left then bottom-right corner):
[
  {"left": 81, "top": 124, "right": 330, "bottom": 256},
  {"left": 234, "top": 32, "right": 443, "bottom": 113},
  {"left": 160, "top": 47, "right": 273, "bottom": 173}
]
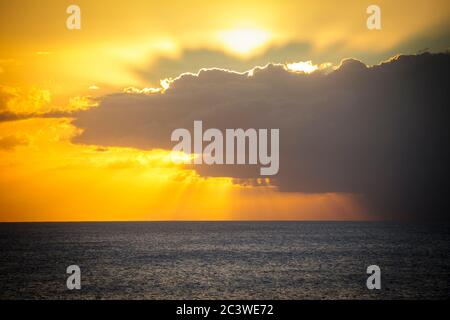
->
[{"left": 0, "top": 222, "right": 448, "bottom": 299}]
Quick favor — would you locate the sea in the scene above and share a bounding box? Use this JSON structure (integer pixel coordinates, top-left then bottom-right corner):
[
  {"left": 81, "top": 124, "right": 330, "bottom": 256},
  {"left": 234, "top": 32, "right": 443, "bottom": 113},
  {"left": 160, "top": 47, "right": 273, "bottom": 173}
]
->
[{"left": 0, "top": 221, "right": 448, "bottom": 299}]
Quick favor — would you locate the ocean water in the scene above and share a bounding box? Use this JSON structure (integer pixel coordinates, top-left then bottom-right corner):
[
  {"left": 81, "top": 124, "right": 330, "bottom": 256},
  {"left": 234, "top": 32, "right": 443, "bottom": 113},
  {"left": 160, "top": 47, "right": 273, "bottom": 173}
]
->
[{"left": 0, "top": 221, "right": 448, "bottom": 300}]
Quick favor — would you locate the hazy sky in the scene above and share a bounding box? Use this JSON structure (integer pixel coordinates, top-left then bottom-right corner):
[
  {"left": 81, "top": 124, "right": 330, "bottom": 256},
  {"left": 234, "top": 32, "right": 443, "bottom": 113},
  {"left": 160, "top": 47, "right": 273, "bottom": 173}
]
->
[{"left": 0, "top": 0, "right": 449, "bottom": 221}]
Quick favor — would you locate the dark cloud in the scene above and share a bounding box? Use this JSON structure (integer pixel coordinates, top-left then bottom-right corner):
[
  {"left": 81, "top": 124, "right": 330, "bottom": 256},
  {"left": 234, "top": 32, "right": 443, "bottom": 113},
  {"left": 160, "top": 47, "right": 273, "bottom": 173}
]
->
[
  {"left": 0, "top": 135, "right": 28, "bottom": 150},
  {"left": 0, "top": 111, "right": 22, "bottom": 122},
  {"left": 0, "top": 110, "right": 74, "bottom": 123},
  {"left": 73, "top": 52, "right": 450, "bottom": 221}
]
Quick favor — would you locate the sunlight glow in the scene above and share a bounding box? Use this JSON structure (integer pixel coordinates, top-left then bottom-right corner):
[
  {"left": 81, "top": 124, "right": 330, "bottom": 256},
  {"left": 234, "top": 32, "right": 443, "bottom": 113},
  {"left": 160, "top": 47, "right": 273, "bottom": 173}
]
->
[
  {"left": 219, "top": 28, "right": 271, "bottom": 55},
  {"left": 286, "top": 61, "right": 318, "bottom": 74}
]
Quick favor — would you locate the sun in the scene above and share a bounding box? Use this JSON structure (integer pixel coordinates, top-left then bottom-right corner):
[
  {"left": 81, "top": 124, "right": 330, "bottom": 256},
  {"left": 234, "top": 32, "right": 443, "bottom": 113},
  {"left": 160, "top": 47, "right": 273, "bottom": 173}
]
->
[{"left": 218, "top": 28, "right": 271, "bottom": 56}]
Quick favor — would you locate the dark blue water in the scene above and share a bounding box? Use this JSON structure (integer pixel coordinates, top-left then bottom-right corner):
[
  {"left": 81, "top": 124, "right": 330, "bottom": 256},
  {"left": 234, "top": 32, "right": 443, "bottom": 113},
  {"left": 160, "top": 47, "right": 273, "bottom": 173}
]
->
[{"left": 0, "top": 222, "right": 448, "bottom": 299}]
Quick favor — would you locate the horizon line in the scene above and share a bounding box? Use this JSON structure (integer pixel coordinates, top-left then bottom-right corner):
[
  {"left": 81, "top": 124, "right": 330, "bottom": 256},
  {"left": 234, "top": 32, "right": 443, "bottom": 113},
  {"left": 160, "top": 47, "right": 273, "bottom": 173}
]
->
[{"left": 0, "top": 219, "right": 420, "bottom": 223}]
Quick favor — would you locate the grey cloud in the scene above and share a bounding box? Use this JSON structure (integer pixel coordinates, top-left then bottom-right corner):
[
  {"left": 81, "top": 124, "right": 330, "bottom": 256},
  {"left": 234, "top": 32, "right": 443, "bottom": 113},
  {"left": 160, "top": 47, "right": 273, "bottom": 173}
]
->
[
  {"left": 134, "top": 42, "right": 312, "bottom": 84},
  {"left": 135, "top": 28, "right": 450, "bottom": 86},
  {"left": 73, "top": 52, "right": 450, "bottom": 221}
]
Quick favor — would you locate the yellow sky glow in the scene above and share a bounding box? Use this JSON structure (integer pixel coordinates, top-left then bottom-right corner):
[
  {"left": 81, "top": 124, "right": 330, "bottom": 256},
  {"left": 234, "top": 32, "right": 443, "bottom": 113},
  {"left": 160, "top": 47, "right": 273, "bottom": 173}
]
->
[{"left": 0, "top": 0, "right": 448, "bottom": 221}]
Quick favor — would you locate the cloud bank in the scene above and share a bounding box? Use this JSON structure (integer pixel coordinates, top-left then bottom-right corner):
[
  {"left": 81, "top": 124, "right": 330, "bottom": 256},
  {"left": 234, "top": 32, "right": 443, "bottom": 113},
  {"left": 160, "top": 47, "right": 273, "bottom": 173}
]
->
[{"left": 73, "top": 52, "right": 450, "bottom": 220}]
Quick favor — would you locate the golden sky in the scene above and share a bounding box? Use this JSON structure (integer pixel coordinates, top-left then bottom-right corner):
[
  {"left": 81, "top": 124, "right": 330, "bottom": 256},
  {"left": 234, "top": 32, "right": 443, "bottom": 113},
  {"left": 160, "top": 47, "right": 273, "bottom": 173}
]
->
[{"left": 0, "top": 0, "right": 449, "bottom": 221}]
